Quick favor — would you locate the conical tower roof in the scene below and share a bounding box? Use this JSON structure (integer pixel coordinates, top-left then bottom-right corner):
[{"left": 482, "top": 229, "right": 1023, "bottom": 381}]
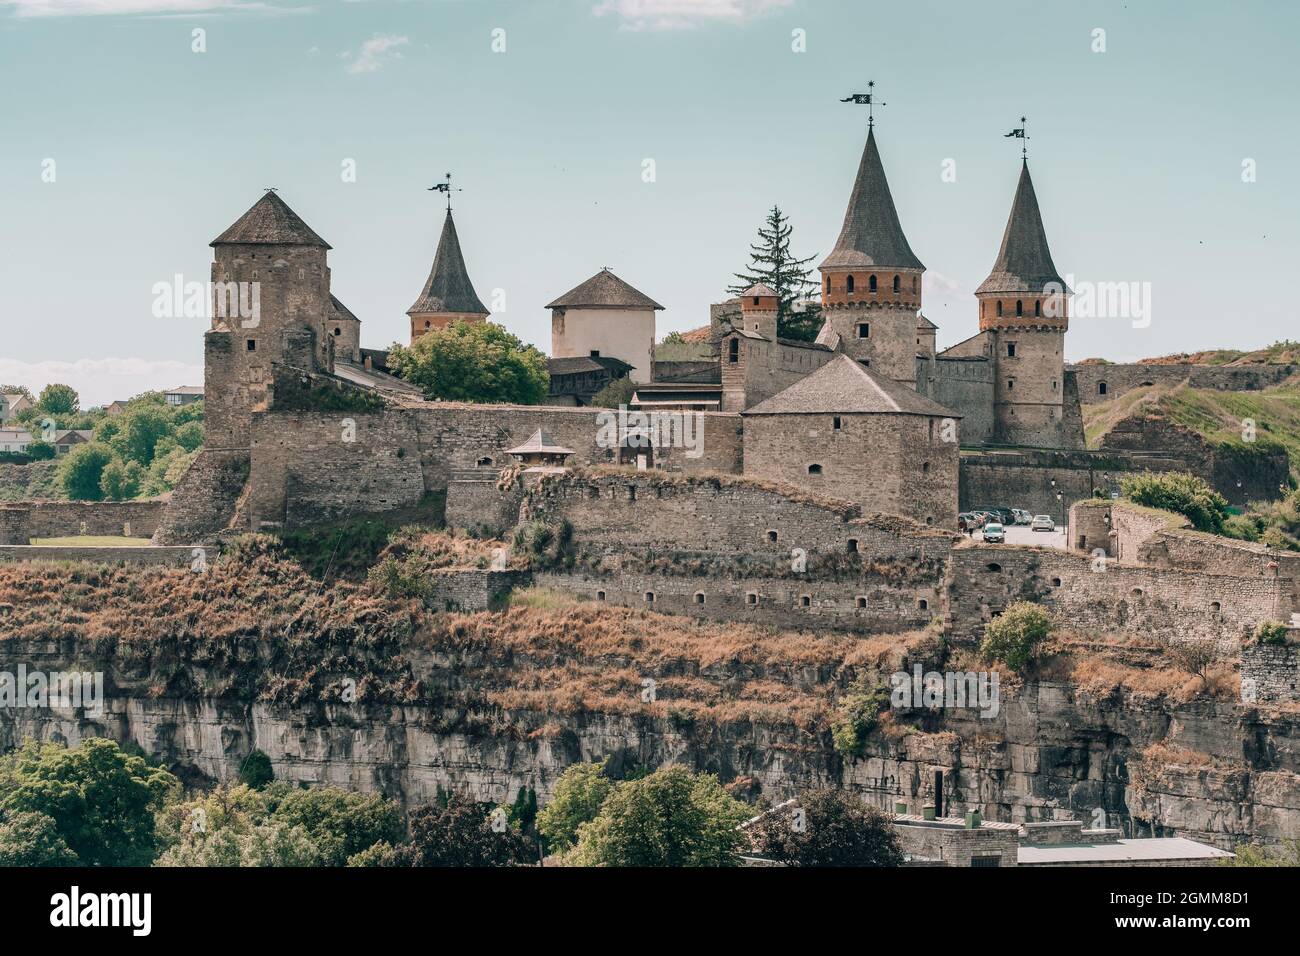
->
[
  {"left": 976, "top": 160, "right": 1068, "bottom": 295},
  {"left": 408, "top": 210, "right": 489, "bottom": 316},
  {"left": 820, "top": 129, "right": 924, "bottom": 272},
  {"left": 211, "top": 191, "right": 331, "bottom": 248}
]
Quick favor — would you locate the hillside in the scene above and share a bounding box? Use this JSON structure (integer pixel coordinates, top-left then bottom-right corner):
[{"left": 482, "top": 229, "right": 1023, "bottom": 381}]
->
[
  {"left": 1084, "top": 377, "right": 1300, "bottom": 480},
  {"left": 1077, "top": 340, "right": 1300, "bottom": 368}
]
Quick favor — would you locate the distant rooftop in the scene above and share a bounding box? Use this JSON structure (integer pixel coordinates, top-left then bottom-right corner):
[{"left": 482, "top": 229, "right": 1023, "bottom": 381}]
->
[{"left": 547, "top": 268, "right": 664, "bottom": 311}]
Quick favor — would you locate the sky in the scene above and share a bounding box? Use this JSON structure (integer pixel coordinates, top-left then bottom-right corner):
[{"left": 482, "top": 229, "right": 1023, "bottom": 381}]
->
[{"left": 1, "top": 0, "right": 1296, "bottom": 406}]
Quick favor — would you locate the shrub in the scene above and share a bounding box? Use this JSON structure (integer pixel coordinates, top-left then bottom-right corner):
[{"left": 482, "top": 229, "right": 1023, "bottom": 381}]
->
[
  {"left": 24, "top": 440, "right": 55, "bottom": 461},
  {"left": 268, "top": 787, "right": 403, "bottom": 867},
  {"left": 367, "top": 793, "right": 534, "bottom": 867},
  {"left": 831, "top": 679, "right": 890, "bottom": 757},
  {"left": 980, "top": 601, "right": 1054, "bottom": 672},
  {"left": 1255, "top": 620, "right": 1291, "bottom": 646},
  {"left": 746, "top": 790, "right": 903, "bottom": 867},
  {"left": 239, "top": 750, "right": 275, "bottom": 789},
  {"left": 1119, "top": 471, "right": 1229, "bottom": 533},
  {"left": 0, "top": 811, "right": 80, "bottom": 866},
  {"left": 387, "top": 321, "right": 548, "bottom": 405}
]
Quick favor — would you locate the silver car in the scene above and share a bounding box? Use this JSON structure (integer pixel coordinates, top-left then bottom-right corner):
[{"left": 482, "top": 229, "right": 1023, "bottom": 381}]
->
[
  {"left": 981, "top": 522, "right": 1005, "bottom": 543},
  {"left": 1031, "top": 515, "right": 1055, "bottom": 532}
]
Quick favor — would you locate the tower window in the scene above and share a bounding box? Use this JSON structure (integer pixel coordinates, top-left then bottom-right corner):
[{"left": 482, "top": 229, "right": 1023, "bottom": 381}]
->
[
  {"left": 333, "top": 327, "right": 341, "bottom": 337},
  {"left": 869, "top": 274, "right": 878, "bottom": 293},
  {"left": 846, "top": 275, "right": 855, "bottom": 293},
  {"left": 997, "top": 301, "right": 1003, "bottom": 317},
  {"left": 892, "top": 274, "right": 900, "bottom": 293},
  {"left": 922, "top": 461, "right": 930, "bottom": 473},
  {"left": 246, "top": 339, "right": 257, "bottom": 351},
  {"left": 752, "top": 296, "right": 760, "bottom": 305},
  {"left": 728, "top": 339, "right": 739, "bottom": 363},
  {"left": 746, "top": 592, "right": 758, "bottom": 606},
  {"left": 856, "top": 597, "right": 867, "bottom": 609},
  {"left": 833, "top": 416, "right": 842, "bottom": 431},
  {"left": 645, "top": 591, "right": 656, "bottom": 604},
  {"left": 847, "top": 539, "right": 858, "bottom": 553},
  {"left": 590, "top": 350, "right": 601, "bottom": 357},
  {"left": 1006, "top": 342, "right": 1016, "bottom": 357},
  {"left": 807, "top": 463, "right": 823, "bottom": 475},
  {"left": 800, "top": 594, "right": 811, "bottom": 608},
  {"left": 1098, "top": 382, "right": 1108, "bottom": 396},
  {"left": 1052, "top": 380, "right": 1058, "bottom": 391},
  {"left": 695, "top": 592, "right": 706, "bottom": 605},
  {"left": 913, "top": 275, "right": 918, "bottom": 292},
  {"left": 767, "top": 529, "right": 778, "bottom": 542},
  {"left": 1007, "top": 379, "right": 1015, "bottom": 390},
  {"left": 1034, "top": 300, "right": 1042, "bottom": 316},
  {"left": 857, "top": 323, "right": 870, "bottom": 338},
  {"left": 1015, "top": 299, "right": 1023, "bottom": 316}
]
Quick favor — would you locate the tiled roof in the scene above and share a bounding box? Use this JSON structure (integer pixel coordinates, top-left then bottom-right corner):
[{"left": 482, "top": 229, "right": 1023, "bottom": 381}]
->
[
  {"left": 744, "top": 354, "right": 960, "bottom": 417},
  {"left": 408, "top": 210, "right": 490, "bottom": 316},
  {"left": 211, "top": 191, "right": 331, "bottom": 249},
  {"left": 976, "top": 160, "right": 1069, "bottom": 295},
  {"left": 547, "top": 356, "right": 634, "bottom": 376},
  {"left": 330, "top": 295, "right": 360, "bottom": 323},
  {"left": 506, "top": 429, "right": 573, "bottom": 456},
  {"left": 820, "top": 129, "right": 924, "bottom": 272},
  {"left": 546, "top": 269, "right": 664, "bottom": 310}
]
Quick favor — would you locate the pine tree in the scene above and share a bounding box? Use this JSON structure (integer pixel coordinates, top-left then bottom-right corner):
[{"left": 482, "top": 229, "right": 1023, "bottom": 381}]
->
[{"left": 728, "top": 206, "right": 822, "bottom": 342}]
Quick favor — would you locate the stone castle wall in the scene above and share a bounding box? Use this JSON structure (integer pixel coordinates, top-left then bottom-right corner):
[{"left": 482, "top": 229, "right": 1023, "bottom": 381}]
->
[
  {"left": 919, "top": 355, "right": 995, "bottom": 445},
  {"left": 1241, "top": 640, "right": 1300, "bottom": 706},
  {"left": 0, "top": 545, "right": 193, "bottom": 567},
  {"left": 1070, "top": 362, "right": 1299, "bottom": 404},
  {"left": 0, "top": 499, "right": 166, "bottom": 545}
]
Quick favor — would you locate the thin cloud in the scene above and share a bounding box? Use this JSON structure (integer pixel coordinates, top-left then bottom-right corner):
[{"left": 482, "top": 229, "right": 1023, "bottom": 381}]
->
[
  {"left": 342, "top": 33, "right": 409, "bottom": 74},
  {"left": 592, "top": 0, "right": 794, "bottom": 31},
  {"left": 1, "top": 0, "right": 308, "bottom": 16}
]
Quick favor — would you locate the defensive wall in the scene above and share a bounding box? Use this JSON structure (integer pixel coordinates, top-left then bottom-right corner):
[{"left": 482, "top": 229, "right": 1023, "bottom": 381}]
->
[
  {"left": 0, "top": 499, "right": 166, "bottom": 546},
  {"left": 1070, "top": 362, "right": 1298, "bottom": 403}
]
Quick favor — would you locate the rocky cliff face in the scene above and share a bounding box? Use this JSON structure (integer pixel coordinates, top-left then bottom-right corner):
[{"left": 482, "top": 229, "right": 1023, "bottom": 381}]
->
[{"left": 4, "top": 614, "right": 1297, "bottom": 851}]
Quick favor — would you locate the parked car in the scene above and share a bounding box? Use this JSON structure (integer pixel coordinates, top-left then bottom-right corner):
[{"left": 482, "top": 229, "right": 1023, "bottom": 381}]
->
[
  {"left": 1011, "top": 509, "right": 1033, "bottom": 525},
  {"left": 958, "top": 512, "right": 984, "bottom": 531},
  {"left": 1031, "top": 515, "right": 1056, "bottom": 532},
  {"left": 981, "top": 522, "right": 1006, "bottom": 543},
  {"left": 989, "top": 507, "right": 1017, "bottom": 524}
]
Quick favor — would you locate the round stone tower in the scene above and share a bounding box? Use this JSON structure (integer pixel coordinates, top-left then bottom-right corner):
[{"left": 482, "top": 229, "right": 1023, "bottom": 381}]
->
[
  {"left": 817, "top": 128, "right": 925, "bottom": 385},
  {"left": 976, "top": 159, "right": 1070, "bottom": 447}
]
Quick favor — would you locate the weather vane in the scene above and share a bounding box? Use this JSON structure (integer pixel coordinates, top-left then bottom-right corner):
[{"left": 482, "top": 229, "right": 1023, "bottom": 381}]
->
[
  {"left": 1004, "top": 116, "right": 1028, "bottom": 158},
  {"left": 428, "top": 172, "right": 461, "bottom": 211},
  {"left": 264, "top": 186, "right": 278, "bottom": 192},
  {"left": 841, "top": 80, "right": 884, "bottom": 128}
]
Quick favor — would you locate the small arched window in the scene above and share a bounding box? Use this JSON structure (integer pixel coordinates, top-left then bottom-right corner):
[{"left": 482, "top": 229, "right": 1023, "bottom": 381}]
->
[
  {"left": 919, "top": 599, "right": 929, "bottom": 611},
  {"left": 728, "top": 338, "right": 739, "bottom": 363},
  {"left": 892, "top": 274, "right": 900, "bottom": 293},
  {"left": 807, "top": 464, "right": 823, "bottom": 475},
  {"left": 596, "top": 590, "right": 606, "bottom": 601},
  {"left": 869, "top": 274, "right": 878, "bottom": 292},
  {"left": 986, "top": 563, "right": 1002, "bottom": 572},
  {"left": 767, "top": 529, "right": 778, "bottom": 542},
  {"left": 476, "top": 456, "right": 493, "bottom": 466},
  {"left": 856, "top": 597, "right": 867, "bottom": 609},
  {"left": 695, "top": 592, "right": 706, "bottom": 605},
  {"left": 1034, "top": 300, "right": 1041, "bottom": 317},
  {"left": 996, "top": 301, "right": 1003, "bottom": 317},
  {"left": 922, "top": 462, "right": 930, "bottom": 474},
  {"left": 645, "top": 592, "right": 656, "bottom": 604},
  {"left": 847, "top": 539, "right": 858, "bottom": 553},
  {"left": 800, "top": 595, "right": 811, "bottom": 607},
  {"left": 1015, "top": 299, "right": 1023, "bottom": 316},
  {"left": 846, "top": 275, "right": 855, "bottom": 293},
  {"left": 1098, "top": 382, "right": 1108, "bottom": 396},
  {"left": 333, "top": 327, "right": 342, "bottom": 337},
  {"left": 913, "top": 275, "right": 919, "bottom": 292}
]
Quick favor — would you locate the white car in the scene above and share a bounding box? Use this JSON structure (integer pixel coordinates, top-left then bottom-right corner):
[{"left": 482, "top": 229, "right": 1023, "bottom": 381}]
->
[
  {"left": 981, "top": 523, "right": 1005, "bottom": 543},
  {"left": 1030, "top": 515, "right": 1055, "bottom": 532},
  {"left": 1011, "top": 509, "right": 1033, "bottom": 525}
]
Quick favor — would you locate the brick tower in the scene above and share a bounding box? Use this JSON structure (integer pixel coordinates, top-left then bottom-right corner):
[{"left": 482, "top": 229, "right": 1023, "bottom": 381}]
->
[
  {"left": 204, "top": 191, "right": 334, "bottom": 453},
  {"left": 817, "top": 127, "right": 925, "bottom": 385},
  {"left": 976, "top": 159, "right": 1070, "bottom": 447},
  {"left": 407, "top": 209, "right": 490, "bottom": 342}
]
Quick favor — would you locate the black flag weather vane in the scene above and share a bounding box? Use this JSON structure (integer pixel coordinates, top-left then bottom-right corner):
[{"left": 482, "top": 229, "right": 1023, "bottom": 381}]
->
[
  {"left": 1005, "top": 116, "right": 1028, "bottom": 157},
  {"left": 841, "top": 80, "right": 884, "bottom": 128},
  {"left": 429, "top": 172, "right": 461, "bottom": 211}
]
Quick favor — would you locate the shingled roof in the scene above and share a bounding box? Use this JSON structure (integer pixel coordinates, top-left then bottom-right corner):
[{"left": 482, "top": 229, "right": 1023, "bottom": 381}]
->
[
  {"left": 408, "top": 210, "right": 489, "bottom": 316},
  {"left": 820, "top": 129, "right": 924, "bottom": 272},
  {"left": 744, "top": 354, "right": 959, "bottom": 417},
  {"left": 211, "top": 191, "right": 331, "bottom": 249},
  {"left": 330, "top": 295, "right": 359, "bottom": 323},
  {"left": 546, "top": 269, "right": 664, "bottom": 310},
  {"left": 976, "top": 160, "right": 1069, "bottom": 295}
]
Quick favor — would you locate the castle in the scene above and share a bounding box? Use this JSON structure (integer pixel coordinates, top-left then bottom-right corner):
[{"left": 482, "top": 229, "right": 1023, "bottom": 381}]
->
[{"left": 159, "top": 116, "right": 1104, "bottom": 546}]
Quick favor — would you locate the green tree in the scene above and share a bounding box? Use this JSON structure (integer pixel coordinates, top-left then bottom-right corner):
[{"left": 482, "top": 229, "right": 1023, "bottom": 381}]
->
[
  {"left": 1120, "top": 471, "right": 1230, "bottom": 533},
  {"left": 980, "top": 601, "right": 1054, "bottom": 672},
  {"left": 100, "top": 458, "right": 144, "bottom": 500},
  {"left": 569, "top": 767, "right": 750, "bottom": 867},
  {"left": 746, "top": 790, "right": 903, "bottom": 867},
  {"left": 24, "top": 440, "right": 55, "bottom": 461},
  {"left": 0, "top": 811, "right": 80, "bottom": 866},
  {"left": 537, "top": 760, "right": 614, "bottom": 853},
  {"left": 38, "top": 383, "right": 79, "bottom": 416},
  {"left": 590, "top": 375, "right": 635, "bottom": 409},
  {"left": 388, "top": 321, "right": 548, "bottom": 405},
  {"left": 0, "top": 385, "right": 34, "bottom": 403},
  {"left": 154, "top": 785, "right": 322, "bottom": 867},
  {"left": 728, "top": 205, "right": 822, "bottom": 342},
  {"left": 239, "top": 750, "right": 275, "bottom": 789},
  {"left": 174, "top": 420, "right": 205, "bottom": 452},
  {"left": 268, "top": 787, "right": 402, "bottom": 867},
  {"left": 58, "top": 442, "right": 114, "bottom": 500},
  {"left": 110, "top": 404, "right": 174, "bottom": 466},
  {"left": 0, "top": 738, "right": 179, "bottom": 866},
  {"left": 363, "top": 793, "right": 534, "bottom": 867},
  {"left": 831, "top": 678, "right": 890, "bottom": 757}
]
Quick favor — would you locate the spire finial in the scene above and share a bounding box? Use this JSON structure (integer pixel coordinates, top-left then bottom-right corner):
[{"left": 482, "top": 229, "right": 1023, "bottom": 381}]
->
[
  {"left": 1004, "top": 116, "right": 1028, "bottom": 158},
  {"left": 840, "top": 80, "right": 885, "bottom": 129},
  {"left": 428, "top": 171, "right": 461, "bottom": 212}
]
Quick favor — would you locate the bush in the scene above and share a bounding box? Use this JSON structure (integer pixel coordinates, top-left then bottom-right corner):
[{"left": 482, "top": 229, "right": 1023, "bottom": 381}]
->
[
  {"left": 830, "top": 679, "right": 889, "bottom": 757},
  {"left": 1119, "top": 471, "right": 1229, "bottom": 533},
  {"left": 239, "top": 750, "right": 275, "bottom": 789},
  {"left": 366, "top": 793, "right": 534, "bottom": 867},
  {"left": 59, "top": 442, "right": 114, "bottom": 500},
  {"left": 746, "top": 790, "right": 903, "bottom": 867},
  {"left": 980, "top": 601, "right": 1054, "bottom": 672},
  {"left": 387, "top": 321, "right": 548, "bottom": 405},
  {"left": 24, "top": 440, "right": 55, "bottom": 461},
  {"left": 0, "top": 811, "right": 80, "bottom": 866},
  {"left": 590, "top": 376, "right": 635, "bottom": 409},
  {"left": 536, "top": 760, "right": 614, "bottom": 853},
  {"left": 268, "top": 787, "right": 403, "bottom": 867},
  {"left": 1255, "top": 620, "right": 1291, "bottom": 646}
]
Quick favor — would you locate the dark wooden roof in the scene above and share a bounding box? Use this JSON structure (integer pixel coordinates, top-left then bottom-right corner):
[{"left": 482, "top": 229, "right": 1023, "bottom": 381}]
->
[
  {"left": 547, "top": 269, "right": 664, "bottom": 310},
  {"left": 408, "top": 210, "right": 489, "bottom": 316},
  {"left": 820, "top": 129, "right": 923, "bottom": 272},
  {"left": 211, "top": 192, "right": 331, "bottom": 249},
  {"left": 976, "top": 160, "right": 1069, "bottom": 295}
]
